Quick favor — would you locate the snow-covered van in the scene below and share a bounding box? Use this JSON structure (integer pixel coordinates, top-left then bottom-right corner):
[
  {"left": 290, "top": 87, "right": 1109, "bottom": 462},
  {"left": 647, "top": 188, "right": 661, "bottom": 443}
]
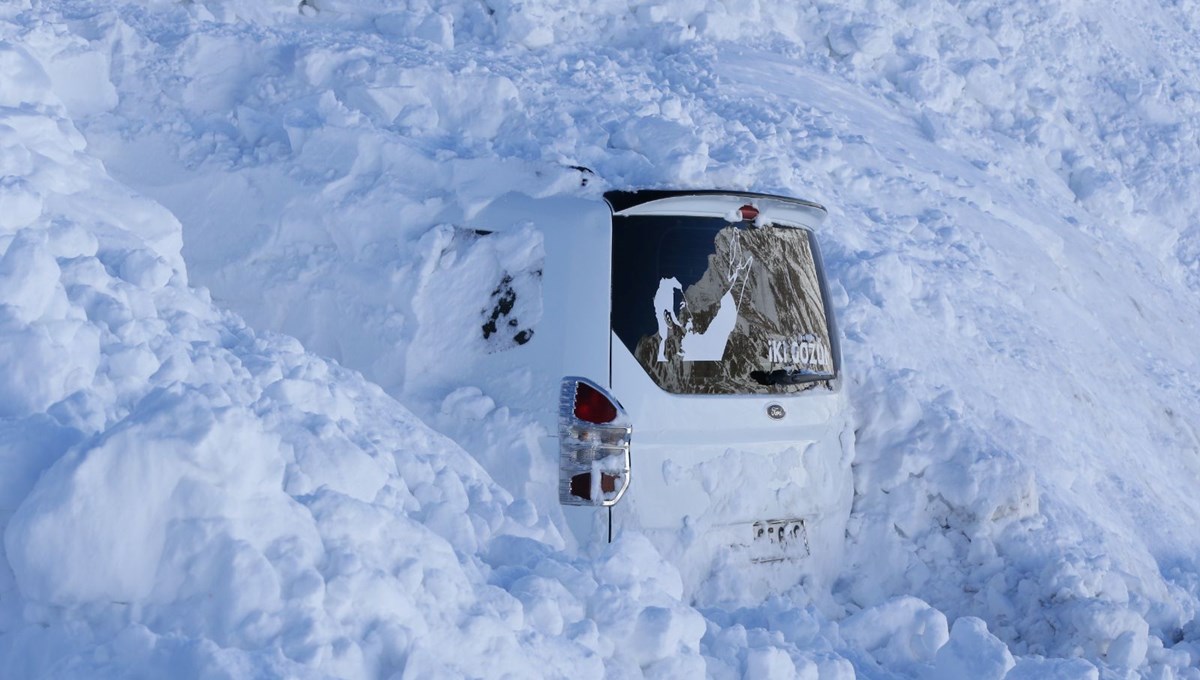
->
[{"left": 415, "top": 188, "right": 853, "bottom": 590}]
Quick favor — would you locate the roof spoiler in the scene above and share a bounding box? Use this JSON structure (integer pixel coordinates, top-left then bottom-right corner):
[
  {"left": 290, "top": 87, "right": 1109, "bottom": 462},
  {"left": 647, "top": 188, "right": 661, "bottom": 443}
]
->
[{"left": 604, "top": 189, "right": 828, "bottom": 229}]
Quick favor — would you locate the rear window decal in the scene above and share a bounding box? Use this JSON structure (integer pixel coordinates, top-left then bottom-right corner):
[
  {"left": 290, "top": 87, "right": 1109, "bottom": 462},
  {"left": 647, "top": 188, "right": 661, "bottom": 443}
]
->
[
  {"left": 766, "top": 335, "right": 831, "bottom": 369},
  {"left": 654, "top": 231, "right": 753, "bottom": 363}
]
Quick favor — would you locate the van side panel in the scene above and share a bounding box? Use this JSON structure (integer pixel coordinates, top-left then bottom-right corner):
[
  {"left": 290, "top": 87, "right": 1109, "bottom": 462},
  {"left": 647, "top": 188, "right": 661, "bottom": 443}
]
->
[{"left": 447, "top": 192, "right": 612, "bottom": 412}]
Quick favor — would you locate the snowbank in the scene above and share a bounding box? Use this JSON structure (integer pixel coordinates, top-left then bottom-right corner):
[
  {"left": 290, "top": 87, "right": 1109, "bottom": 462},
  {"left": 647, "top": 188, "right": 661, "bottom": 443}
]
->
[
  {"left": 6, "top": 0, "right": 1200, "bottom": 678},
  {"left": 0, "top": 14, "right": 850, "bottom": 679}
]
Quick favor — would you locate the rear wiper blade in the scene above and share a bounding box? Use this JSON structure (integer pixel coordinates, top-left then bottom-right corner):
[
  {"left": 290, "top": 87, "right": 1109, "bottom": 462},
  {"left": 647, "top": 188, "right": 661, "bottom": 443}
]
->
[{"left": 750, "top": 368, "right": 834, "bottom": 386}]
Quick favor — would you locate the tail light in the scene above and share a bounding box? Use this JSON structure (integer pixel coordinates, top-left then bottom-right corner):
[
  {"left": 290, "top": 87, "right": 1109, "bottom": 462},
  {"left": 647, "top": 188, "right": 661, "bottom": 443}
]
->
[{"left": 558, "top": 377, "right": 631, "bottom": 507}]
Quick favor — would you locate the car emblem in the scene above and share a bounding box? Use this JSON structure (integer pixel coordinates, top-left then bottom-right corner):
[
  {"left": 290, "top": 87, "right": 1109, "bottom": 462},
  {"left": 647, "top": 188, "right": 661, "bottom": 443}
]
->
[{"left": 766, "top": 403, "right": 786, "bottom": 420}]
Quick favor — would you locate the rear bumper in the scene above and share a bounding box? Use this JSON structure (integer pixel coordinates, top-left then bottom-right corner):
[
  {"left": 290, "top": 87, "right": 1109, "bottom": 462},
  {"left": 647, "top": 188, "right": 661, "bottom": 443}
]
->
[{"left": 617, "top": 417, "right": 851, "bottom": 532}]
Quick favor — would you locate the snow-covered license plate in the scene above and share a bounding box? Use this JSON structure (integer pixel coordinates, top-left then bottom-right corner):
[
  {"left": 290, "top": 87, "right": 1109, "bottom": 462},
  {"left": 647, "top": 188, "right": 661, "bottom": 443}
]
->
[{"left": 748, "top": 518, "right": 811, "bottom": 564}]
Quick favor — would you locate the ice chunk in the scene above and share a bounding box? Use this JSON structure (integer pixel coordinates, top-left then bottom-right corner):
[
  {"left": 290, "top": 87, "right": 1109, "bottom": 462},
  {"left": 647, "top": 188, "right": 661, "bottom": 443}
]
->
[
  {"left": 928, "top": 617, "right": 1015, "bottom": 680},
  {"left": 0, "top": 42, "right": 53, "bottom": 108},
  {"left": 840, "top": 596, "right": 949, "bottom": 667}
]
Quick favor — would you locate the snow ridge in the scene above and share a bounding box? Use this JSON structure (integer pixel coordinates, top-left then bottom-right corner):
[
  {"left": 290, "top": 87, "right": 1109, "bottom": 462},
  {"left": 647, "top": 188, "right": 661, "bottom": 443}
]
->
[{"left": 5, "top": 0, "right": 1200, "bottom": 678}]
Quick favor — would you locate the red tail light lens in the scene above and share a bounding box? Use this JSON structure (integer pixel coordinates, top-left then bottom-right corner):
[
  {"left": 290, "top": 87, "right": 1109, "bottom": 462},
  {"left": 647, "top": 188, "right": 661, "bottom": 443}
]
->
[
  {"left": 569, "top": 472, "right": 618, "bottom": 501},
  {"left": 738, "top": 204, "right": 759, "bottom": 221},
  {"left": 574, "top": 381, "right": 618, "bottom": 424}
]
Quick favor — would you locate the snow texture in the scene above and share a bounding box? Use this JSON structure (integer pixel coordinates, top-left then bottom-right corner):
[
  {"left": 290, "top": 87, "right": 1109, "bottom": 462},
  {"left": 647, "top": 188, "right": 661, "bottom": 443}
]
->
[{"left": 4, "top": 0, "right": 1200, "bottom": 677}]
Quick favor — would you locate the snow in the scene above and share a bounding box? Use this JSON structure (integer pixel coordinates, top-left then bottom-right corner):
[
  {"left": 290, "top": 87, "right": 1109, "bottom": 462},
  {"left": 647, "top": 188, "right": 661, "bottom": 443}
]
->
[{"left": 4, "top": 0, "right": 1200, "bottom": 677}]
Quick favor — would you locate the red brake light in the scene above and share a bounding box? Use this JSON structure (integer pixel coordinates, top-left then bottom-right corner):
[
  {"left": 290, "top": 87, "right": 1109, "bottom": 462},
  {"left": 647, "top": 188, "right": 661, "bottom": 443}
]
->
[
  {"left": 574, "top": 381, "right": 617, "bottom": 424},
  {"left": 738, "top": 205, "right": 759, "bottom": 221},
  {"left": 569, "top": 472, "right": 618, "bottom": 501}
]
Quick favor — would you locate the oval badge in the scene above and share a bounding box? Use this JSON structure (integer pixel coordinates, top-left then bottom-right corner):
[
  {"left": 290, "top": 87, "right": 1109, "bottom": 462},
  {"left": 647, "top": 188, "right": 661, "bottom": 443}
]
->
[{"left": 766, "top": 403, "right": 786, "bottom": 420}]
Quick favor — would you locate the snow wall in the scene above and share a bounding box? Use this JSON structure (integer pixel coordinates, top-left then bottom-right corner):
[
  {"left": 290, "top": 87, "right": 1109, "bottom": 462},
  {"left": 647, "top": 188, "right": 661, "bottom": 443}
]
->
[{"left": 5, "top": 0, "right": 1200, "bottom": 678}]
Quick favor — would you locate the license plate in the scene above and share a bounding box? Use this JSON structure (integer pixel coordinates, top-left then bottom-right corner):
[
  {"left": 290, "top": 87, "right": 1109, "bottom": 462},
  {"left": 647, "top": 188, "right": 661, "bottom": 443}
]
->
[{"left": 749, "top": 518, "right": 810, "bottom": 563}]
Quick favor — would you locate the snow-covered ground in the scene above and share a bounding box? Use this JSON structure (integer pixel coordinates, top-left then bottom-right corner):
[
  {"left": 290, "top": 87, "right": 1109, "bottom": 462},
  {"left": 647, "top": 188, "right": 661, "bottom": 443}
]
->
[{"left": 4, "top": 0, "right": 1200, "bottom": 677}]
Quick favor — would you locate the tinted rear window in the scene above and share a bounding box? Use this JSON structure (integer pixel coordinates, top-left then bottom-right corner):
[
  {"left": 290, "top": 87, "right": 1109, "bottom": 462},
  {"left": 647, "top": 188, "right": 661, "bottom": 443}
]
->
[{"left": 612, "top": 214, "right": 837, "bottom": 395}]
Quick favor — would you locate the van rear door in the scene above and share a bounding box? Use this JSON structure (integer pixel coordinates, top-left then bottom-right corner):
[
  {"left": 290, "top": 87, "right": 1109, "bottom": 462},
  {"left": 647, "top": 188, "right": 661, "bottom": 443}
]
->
[{"left": 605, "top": 191, "right": 849, "bottom": 567}]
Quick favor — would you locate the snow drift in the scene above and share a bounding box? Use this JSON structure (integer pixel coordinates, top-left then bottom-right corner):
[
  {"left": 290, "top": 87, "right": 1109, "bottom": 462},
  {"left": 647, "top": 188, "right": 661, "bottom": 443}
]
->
[{"left": 5, "top": 0, "right": 1200, "bottom": 678}]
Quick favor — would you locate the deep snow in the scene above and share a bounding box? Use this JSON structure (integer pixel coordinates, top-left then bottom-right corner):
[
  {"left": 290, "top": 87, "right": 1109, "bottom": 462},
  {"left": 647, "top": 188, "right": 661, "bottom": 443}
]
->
[{"left": 5, "top": 0, "right": 1200, "bottom": 678}]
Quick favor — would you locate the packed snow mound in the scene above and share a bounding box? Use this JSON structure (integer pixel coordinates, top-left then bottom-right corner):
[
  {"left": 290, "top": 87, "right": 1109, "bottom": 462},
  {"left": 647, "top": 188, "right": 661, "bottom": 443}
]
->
[
  {"left": 0, "top": 37, "right": 548, "bottom": 676},
  {"left": 7, "top": 0, "right": 1200, "bottom": 678},
  {"left": 0, "top": 16, "right": 870, "bottom": 680},
  {"left": 0, "top": 29, "right": 723, "bottom": 679}
]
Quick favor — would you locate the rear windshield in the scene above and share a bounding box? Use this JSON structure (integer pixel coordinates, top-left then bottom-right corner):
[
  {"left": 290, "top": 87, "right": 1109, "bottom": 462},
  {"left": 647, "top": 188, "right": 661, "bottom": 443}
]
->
[{"left": 612, "top": 214, "right": 838, "bottom": 395}]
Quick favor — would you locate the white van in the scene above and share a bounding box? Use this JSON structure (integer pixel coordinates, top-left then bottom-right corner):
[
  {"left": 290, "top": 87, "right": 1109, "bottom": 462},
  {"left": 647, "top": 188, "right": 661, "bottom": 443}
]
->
[{"left": 412, "top": 188, "right": 854, "bottom": 593}]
